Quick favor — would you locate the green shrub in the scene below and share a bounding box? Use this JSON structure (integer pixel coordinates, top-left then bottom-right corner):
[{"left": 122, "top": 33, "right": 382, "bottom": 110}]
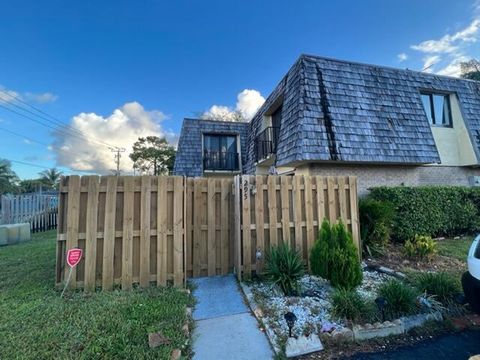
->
[
  {"left": 331, "top": 289, "right": 375, "bottom": 323},
  {"left": 403, "top": 235, "right": 438, "bottom": 260},
  {"left": 359, "top": 197, "right": 394, "bottom": 255},
  {"left": 378, "top": 279, "right": 418, "bottom": 319},
  {"left": 369, "top": 186, "right": 479, "bottom": 242},
  {"left": 264, "top": 242, "right": 304, "bottom": 296},
  {"left": 413, "top": 272, "right": 460, "bottom": 304},
  {"left": 310, "top": 219, "right": 362, "bottom": 290}
]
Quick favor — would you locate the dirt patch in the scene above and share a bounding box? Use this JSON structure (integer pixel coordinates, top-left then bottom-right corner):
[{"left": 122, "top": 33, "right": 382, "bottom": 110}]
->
[{"left": 367, "top": 243, "right": 467, "bottom": 275}]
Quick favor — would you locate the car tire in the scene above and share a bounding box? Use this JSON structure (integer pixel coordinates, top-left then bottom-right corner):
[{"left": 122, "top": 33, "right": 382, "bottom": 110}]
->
[{"left": 462, "top": 271, "right": 480, "bottom": 314}]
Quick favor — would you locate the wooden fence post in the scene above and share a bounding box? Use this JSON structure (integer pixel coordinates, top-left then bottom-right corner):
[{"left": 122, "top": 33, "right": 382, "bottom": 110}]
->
[{"left": 233, "top": 175, "right": 242, "bottom": 280}]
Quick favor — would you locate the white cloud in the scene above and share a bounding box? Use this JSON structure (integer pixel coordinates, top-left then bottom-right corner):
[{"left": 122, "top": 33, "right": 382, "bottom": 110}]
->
[
  {"left": 403, "top": 14, "right": 480, "bottom": 78},
  {"left": 52, "top": 102, "right": 173, "bottom": 174},
  {"left": 0, "top": 85, "right": 58, "bottom": 104},
  {"left": 422, "top": 55, "right": 442, "bottom": 72},
  {"left": 397, "top": 53, "right": 408, "bottom": 62},
  {"left": 24, "top": 92, "right": 58, "bottom": 104},
  {"left": 0, "top": 86, "right": 21, "bottom": 104},
  {"left": 411, "top": 19, "right": 480, "bottom": 54},
  {"left": 437, "top": 54, "right": 470, "bottom": 76},
  {"left": 202, "top": 89, "right": 265, "bottom": 122}
]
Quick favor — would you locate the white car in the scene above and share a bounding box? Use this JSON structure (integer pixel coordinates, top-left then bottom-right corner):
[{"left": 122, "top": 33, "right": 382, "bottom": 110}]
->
[{"left": 462, "top": 234, "right": 480, "bottom": 314}]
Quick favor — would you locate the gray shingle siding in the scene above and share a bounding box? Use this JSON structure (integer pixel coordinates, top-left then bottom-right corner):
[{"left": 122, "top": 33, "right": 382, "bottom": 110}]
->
[
  {"left": 245, "top": 55, "right": 480, "bottom": 171},
  {"left": 173, "top": 118, "right": 249, "bottom": 177},
  {"left": 176, "top": 54, "right": 480, "bottom": 176}
]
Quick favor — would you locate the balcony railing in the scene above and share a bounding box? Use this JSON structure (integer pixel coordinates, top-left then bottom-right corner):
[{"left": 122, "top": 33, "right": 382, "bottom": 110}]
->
[
  {"left": 254, "top": 126, "right": 280, "bottom": 162},
  {"left": 203, "top": 151, "right": 240, "bottom": 171}
]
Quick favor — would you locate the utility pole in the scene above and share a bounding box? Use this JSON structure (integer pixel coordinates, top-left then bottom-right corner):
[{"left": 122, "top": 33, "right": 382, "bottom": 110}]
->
[{"left": 110, "top": 147, "right": 126, "bottom": 176}]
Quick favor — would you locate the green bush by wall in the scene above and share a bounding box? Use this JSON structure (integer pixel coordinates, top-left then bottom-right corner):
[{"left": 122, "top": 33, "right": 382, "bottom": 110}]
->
[
  {"left": 310, "top": 219, "right": 362, "bottom": 290},
  {"left": 369, "top": 186, "right": 480, "bottom": 242}
]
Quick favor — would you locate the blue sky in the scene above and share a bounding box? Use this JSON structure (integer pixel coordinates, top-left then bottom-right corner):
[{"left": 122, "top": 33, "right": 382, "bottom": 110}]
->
[{"left": 0, "top": 0, "right": 479, "bottom": 178}]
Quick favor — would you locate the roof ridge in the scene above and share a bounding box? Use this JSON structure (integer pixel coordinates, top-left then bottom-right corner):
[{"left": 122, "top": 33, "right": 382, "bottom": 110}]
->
[
  {"left": 299, "top": 53, "right": 480, "bottom": 83},
  {"left": 183, "top": 117, "right": 250, "bottom": 125}
]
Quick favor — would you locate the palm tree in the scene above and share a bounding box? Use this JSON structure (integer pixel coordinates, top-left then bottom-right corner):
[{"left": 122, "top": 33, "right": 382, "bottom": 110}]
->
[
  {"left": 0, "top": 159, "right": 19, "bottom": 194},
  {"left": 39, "top": 168, "right": 63, "bottom": 190}
]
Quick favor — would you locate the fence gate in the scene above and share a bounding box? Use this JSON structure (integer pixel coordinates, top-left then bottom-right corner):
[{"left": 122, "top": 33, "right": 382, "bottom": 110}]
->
[
  {"left": 56, "top": 175, "right": 359, "bottom": 290},
  {"left": 232, "top": 175, "right": 360, "bottom": 280}
]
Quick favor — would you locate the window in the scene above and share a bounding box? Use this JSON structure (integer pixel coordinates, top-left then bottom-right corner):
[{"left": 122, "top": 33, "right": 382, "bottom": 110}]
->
[
  {"left": 421, "top": 92, "right": 453, "bottom": 127},
  {"left": 203, "top": 134, "right": 239, "bottom": 171}
]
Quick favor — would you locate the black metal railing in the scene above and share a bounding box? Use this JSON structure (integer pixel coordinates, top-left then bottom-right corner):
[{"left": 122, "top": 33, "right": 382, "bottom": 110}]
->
[
  {"left": 203, "top": 151, "right": 240, "bottom": 171},
  {"left": 254, "top": 126, "right": 280, "bottom": 162}
]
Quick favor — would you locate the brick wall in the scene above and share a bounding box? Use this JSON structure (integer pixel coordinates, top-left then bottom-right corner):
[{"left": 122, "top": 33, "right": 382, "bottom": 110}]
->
[{"left": 306, "top": 163, "right": 480, "bottom": 195}]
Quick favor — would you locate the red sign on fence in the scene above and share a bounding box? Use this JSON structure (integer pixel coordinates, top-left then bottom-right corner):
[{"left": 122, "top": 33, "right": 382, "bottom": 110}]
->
[{"left": 67, "top": 248, "right": 83, "bottom": 268}]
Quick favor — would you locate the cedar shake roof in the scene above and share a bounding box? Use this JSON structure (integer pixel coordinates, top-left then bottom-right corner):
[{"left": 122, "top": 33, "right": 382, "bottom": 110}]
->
[{"left": 175, "top": 54, "right": 480, "bottom": 176}]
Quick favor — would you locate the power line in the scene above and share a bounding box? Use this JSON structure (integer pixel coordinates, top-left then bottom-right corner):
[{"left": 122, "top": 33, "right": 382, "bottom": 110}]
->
[
  {"left": 5, "top": 158, "right": 70, "bottom": 172},
  {"left": 0, "top": 126, "right": 51, "bottom": 147},
  {"left": 0, "top": 90, "right": 120, "bottom": 150}
]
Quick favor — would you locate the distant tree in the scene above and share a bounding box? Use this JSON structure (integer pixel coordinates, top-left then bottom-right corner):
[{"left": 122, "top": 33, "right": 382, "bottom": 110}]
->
[
  {"left": 18, "top": 179, "right": 44, "bottom": 193},
  {"left": 39, "top": 168, "right": 63, "bottom": 190},
  {"left": 129, "top": 136, "right": 176, "bottom": 175},
  {"left": 461, "top": 59, "right": 480, "bottom": 81},
  {"left": 0, "top": 159, "right": 19, "bottom": 195}
]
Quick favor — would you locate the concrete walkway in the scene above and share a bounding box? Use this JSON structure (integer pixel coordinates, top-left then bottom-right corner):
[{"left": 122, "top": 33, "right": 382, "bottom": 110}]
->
[{"left": 191, "top": 274, "right": 273, "bottom": 360}]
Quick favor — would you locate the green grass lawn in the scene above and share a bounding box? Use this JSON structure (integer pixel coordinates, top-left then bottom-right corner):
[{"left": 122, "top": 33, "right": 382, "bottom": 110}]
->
[
  {"left": 0, "top": 231, "right": 192, "bottom": 360},
  {"left": 437, "top": 236, "right": 473, "bottom": 261}
]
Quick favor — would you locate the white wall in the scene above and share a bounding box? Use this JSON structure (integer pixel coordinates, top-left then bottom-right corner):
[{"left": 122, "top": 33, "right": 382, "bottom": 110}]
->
[{"left": 431, "top": 95, "right": 477, "bottom": 166}]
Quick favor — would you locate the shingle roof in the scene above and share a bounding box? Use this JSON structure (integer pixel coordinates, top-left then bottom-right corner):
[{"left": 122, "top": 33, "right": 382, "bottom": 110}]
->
[
  {"left": 173, "top": 118, "right": 250, "bottom": 176},
  {"left": 245, "top": 54, "right": 480, "bottom": 172}
]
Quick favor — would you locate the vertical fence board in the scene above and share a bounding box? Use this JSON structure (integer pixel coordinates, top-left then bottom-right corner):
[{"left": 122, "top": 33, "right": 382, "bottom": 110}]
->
[
  {"left": 267, "top": 176, "right": 278, "bottom": 247},
  {"left": 185, "top": 178, "right": 193, "bottom": 277},
  {"left": 139, "top": 176, "right": 151, "bottom": 287},
  {"left": 173, "top": 177, "right": 184, "bottom": 286},
  {"left": 207, "top": 179, "right": 216, "bottom": 276},
  {"left": 84, "top": 176, "right": 99, "bottom": 291},
  {"left": 192, "top": 180, "right": 202, "bottom": 277},
  {"left": 157, "top": 177, "right": 168, "bottom": 286},
  {"left": 254, "top": 175, "right": 265, "bottom": 273},
  {"left": 233, "top": 176, "right": 241, "bottom": 280},
  {"left": 304, "top": 176, "right": 314, "bottom": 267},
  {"left": 122, "top": 177, "right": 134, "bottom": 290},
  {"left": 220, "top": 179, "right": 230, "bottom": 275},
  {"left": 241, "top": 176, "right": 251, "bottom": 276},
  {"left": 280, "top": 176, "right": 290, "bottom": 244},
  {"left": 65, "top": 176, "right": 80, "bottom": 288},
  {"left": 348, "top": 176, "right": 361, "bottom": 257},
  {"left": 293, "top": 175, "right": 303, "bottom": 254},
  {"left": 327, "top": 177, "right": 336, "bottom": 220},
  {"left": 102, "top": 176, "right": 117, "bottom": 290}
]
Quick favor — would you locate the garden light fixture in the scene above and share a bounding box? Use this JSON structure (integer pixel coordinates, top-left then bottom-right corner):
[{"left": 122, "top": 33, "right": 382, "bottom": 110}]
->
[
  {"left": 284, "top": 311, "right": 297, "bottom": 337},
  {"left": 375, "top": 296, "right": 387, "bottom": 321}
]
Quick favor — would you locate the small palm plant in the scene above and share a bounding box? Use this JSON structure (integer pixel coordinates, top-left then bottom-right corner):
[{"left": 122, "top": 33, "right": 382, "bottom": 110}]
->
[{"left": 264, "top": 242, "right": 304, "bottom": 296}]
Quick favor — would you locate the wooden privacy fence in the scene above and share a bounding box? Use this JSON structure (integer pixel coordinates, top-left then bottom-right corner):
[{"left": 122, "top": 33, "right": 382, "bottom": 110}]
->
[
  {"left": 56, "top": 175, "right": 359, "bottom": 290},
  {"left": 234, "top": 175, "right": 359, "bottom": 279}
]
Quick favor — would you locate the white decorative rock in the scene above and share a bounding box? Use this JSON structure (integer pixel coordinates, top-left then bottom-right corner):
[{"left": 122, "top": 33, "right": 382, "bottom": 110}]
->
[{"left": 285, "top": 335, "right": 323, "bottom": 358}]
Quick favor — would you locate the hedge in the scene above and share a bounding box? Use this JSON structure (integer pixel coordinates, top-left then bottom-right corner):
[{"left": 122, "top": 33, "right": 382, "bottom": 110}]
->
[{"left": 369, "top": 186, "right": 480, "bottom": 242}]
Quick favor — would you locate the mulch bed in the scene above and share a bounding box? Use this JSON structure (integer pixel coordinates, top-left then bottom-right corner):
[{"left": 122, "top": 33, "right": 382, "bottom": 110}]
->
[{"left": 367, "top": 243, "right": 466, "bottom": 275}]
